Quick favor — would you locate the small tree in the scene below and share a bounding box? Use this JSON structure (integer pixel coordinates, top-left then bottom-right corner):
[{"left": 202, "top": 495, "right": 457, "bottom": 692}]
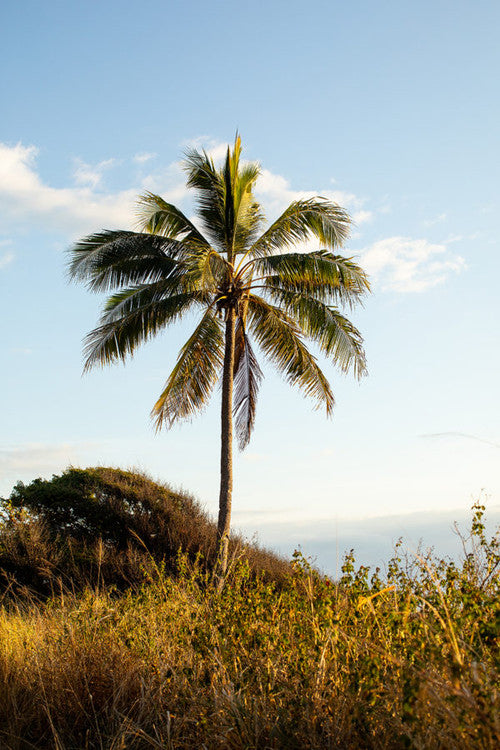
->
[{"left": 69, "top": 137, "right": 369, "bottom": 576}]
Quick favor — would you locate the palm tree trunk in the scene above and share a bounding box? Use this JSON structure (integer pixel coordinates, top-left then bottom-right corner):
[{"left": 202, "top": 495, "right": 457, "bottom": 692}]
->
[{"left": 216, "top": 306, "right": 236, "bottom": 578}]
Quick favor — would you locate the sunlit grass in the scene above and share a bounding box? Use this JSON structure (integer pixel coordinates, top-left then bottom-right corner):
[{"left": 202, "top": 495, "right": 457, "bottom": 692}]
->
[{"left": 0, "top": 502, "right": 498, "bottom": 749}]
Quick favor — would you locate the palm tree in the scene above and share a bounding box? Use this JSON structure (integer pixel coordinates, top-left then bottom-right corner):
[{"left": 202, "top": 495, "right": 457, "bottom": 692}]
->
[{"left": 68, "top": 136, "right": 369, "bottom": 577}]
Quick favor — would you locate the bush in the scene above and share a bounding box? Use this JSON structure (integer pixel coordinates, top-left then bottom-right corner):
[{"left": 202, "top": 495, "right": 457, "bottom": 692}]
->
[
  {"left": 0, "top": 467, "right": 289, "bottom": 596},
  {"left": 0, "top": 505, "right": 498, "bottom": 748}
]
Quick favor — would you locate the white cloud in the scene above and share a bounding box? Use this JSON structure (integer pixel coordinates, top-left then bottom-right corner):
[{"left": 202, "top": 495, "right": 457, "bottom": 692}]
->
[
  {"left": 133, "top": 152, "right": 157, "bottom": 164},
  {"left": 181, "top": 137, "right": 372, "bottom": 227},
  {"left": 0, "top": 251, "right": 14, "bottom": 269},
  {"left": 181, "top": 136, "right": 229, "bottom": 163},
  {"left": 255, "top": 167, "right": 370, "bottom": 225},
  {"left": 352, "top": 209, "right": 373, "bottom": 225},
  {"left": 138, "top": 165, "right": 189, "bottom": 203},
  {"left": 0, "top": 442, "right": 104, "bottom": 496},
  {"left": 423, "top": 213, "right": 447, "bottom": 227},
  {"left": 358, "top": 236, "right": 465, "bottom": 292},
  {"left": 0, "top": 142, "right": 139, "bottom": 237},
  {"left": 73, "top": 157, "right": 116, "bottom": 188},
  {"left": 0, "top": 443, "right": 80, "bottom": 495},
  {"left": 0, "top": 138, "right": 370, "bottom": 250}
]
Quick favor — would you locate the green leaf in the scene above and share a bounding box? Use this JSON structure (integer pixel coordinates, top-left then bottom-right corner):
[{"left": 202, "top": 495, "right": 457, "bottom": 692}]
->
[
  {"left": 250, "top": 198, "right": 351, "bottom": 258},
  {"left": 266, "top": 288, "right": 367, "bottom": 378},
  {"left": 247, "top": 294, "right": 335, "bottom": 414},
  {"left": 67, "top": 231, "right": 187, "bottom": 292},
  {"left": 233, "top": 318, "right": 263, "bottom": 450},
  {"left": 83, "top": 289, "right": 205, "bottom": 371},
  {"left": 136, "top": 193, "right": 210, "bottom": 246},
  {"left": 151, "top": 309, "right": 224, "bottom": 429},
  {"left": 257, "top": 250, "right": 370, "bottom": 306},
  {"left": 183, "top": 148, "right": 227, "bottom": 252}
]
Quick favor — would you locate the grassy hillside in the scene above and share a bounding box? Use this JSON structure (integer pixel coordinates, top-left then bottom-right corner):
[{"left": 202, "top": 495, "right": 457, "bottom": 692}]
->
[
  {"left": 0, "top": 470, "right": 498, "bottom": 749},
  {"left": 0, "top": 467, "right": 289, "bottom": 596}
]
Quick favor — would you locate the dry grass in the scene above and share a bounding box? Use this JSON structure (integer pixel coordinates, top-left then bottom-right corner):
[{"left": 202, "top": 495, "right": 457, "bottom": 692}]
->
[
  {"left": 0, "top": 468, "right": 290, "bottom": 597},
  {"left": 0, "top": 502, "right": 498, "bottom": 749}
]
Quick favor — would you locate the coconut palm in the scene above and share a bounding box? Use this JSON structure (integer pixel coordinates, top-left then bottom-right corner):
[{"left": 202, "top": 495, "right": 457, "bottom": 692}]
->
[{"left": 68, "top": 136, "right": 370, "bottom": 576}]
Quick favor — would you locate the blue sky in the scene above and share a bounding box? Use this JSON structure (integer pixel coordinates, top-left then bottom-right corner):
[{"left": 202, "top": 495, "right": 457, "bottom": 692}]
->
[{"left": 1, "top": 0, "right": 499, "bottom": 570}]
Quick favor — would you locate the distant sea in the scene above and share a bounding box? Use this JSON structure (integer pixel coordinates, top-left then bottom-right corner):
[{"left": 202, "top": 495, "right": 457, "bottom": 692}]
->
[{"left": 236, "top": 505, "right": 500, "bottom": 577}]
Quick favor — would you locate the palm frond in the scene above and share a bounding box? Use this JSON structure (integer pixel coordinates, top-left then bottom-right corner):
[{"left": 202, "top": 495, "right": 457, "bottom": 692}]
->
[
  {"left": 233, "top": 318, "right": 263, "bottom": 450},
  {"left": 229, "top": 133, "right": 242, "bottom": 179},
  {"left": 247, "top": 294, "right": 335, "bottom": 414},
  {"left": 67, "top": 231, "right": 189, "bottom": 292},
  {"left": 249, "top": 199, "right": 351, "bottom": 258},
  {"left": 135, "top": 193, "right": 210, "bottom": 246},
  {"left": 183, "top": 148, "right": 227, "bottom": 251},
  {"left": 182, "top": 138, "right": 263, "bottom": 258},
  {"left": 256, "top": 251, "right": 370, "bottom": 306},
  {"left": 151, "top": 310, "right": 224, "bottom": 429},
  {"left": 183, "top": 247, "right": 230, "bottom": 293},
  {"left": 233, "top": 162, "right": 265, "bottom": 253},
  {"left": 266, "top": 288, "right": 367, "bottom": 378},
  {"left": 223, "top": 146, "right": 236, "bottom": 255},
  {"left": 83, "top": 288, "right": 205, "bottom": 372}
]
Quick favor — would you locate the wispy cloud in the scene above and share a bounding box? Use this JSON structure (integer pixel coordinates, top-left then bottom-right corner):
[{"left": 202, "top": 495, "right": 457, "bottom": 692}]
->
[
  {"left": 73, "top": 157, "right": 117, "bottom": 188},
  {"left": 444, "top": 231, "right": 480, "bottom": 245},
  {"left": 181, "top": 136, "right": 372, "bottom": 226},
  {"left": 0, "top": 442, "right": 101, "bottom": 471},
  {"left": 358, "top": 236, "right": 465, "bottom": 292},
  {"left": 0, "top": 442, "right": 101, "bottom": 496},
  {"left": 420, "top": 432, "right": 500, "bottom": 449},
  {"left": 0, "top": 251, "right": 14, "bottom": 269},
  {"left": 423, "top": 213, "right": 447, "bottom": 227},
  {"left": 133, "top": 152, "right": 157, "bottom": 164},
  {"left": 0, "top": 139, "right": 372, "bottom": 246},
  {"left": 255, "top": 168, "right": 372, "bottom": 225},
  {"left": 181, "top": 136, "right": 229, "bottom": 163},
  {"left": 0, "top": 142, "right": 138, "bottom": 237}
]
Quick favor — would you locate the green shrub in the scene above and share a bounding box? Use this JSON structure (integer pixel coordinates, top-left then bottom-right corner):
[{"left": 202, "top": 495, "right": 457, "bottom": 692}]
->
[
  {"left": 0, "top": 504, "right": 498, "bottom": 749},
  {"left": 0, "top": 472, "right": 497, "bottom": 748},
  {"left": 0, "top": 468, "right": 289, "bottom": 596}
]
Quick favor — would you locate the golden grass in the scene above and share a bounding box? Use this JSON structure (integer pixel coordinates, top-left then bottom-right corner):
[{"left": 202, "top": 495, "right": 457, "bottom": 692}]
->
[
  {"left": 0, "top": 511, "right": 498, "bottom": 749},
  {"left": 0, "top": 468, "right": 290, "bottom": 597}
]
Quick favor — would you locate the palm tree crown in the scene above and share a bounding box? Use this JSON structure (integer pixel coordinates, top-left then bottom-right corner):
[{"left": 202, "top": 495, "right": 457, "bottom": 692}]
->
[{"left": 68, "top": 136, "right": 370, "bottom": 575}]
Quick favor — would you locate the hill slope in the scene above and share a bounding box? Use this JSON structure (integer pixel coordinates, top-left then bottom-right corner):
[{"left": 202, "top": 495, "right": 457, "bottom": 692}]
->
[
  {"left": 0, "top": 466, "right": 289, "bottom": 596},
  {"left": 0, "top": 470, "right": 498, "bottom": 747}
]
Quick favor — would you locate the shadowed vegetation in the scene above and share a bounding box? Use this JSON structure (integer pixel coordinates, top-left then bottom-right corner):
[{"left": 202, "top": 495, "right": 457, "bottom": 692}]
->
[
  {"left": 0, "top": 467, "right": 289, "bottom": 597},
  {"left": 0, "top": 471, "right": 498, "bottom": 748}
]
